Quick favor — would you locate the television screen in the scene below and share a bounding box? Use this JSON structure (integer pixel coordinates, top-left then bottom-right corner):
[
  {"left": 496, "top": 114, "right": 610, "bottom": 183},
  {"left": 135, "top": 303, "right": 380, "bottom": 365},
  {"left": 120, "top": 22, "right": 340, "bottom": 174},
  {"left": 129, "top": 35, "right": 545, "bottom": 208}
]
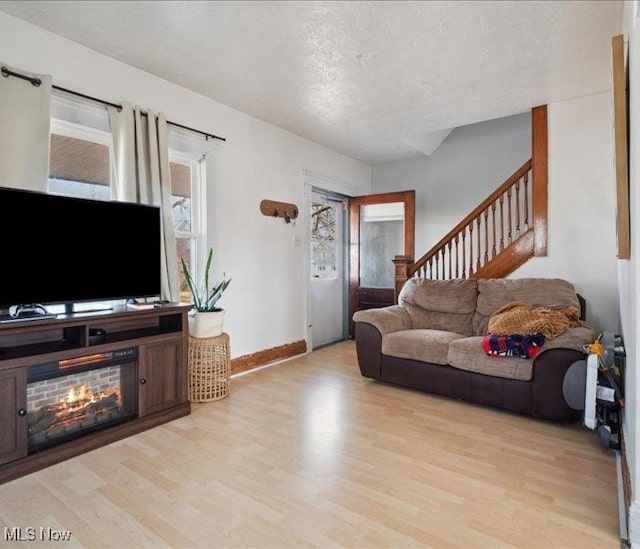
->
[{"left": 0, "top": 186, "right": 161, "bottom": 309}]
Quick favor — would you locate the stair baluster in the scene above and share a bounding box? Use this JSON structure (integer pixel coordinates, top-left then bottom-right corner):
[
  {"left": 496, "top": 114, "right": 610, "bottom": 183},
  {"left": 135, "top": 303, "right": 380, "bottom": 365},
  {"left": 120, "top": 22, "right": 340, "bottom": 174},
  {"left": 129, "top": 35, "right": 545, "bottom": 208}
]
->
[
  {"left": 468, "top": 222, "right": 474, "bottom": 276},
  {"left": 515, "top": 179, "right": 521, "bottom": 237},
  {"left": 523, "top": 171, "right": 529, "bottom": 230},
  {"left": 507, "top": 187, "right": 513, "bottom": 245},
  {"left": 499, "top": 195, "right": 505, "bottom": 252},
  {"left": 454, "top": 234, "right": 460, "bottom": 278},
  {"left": 483, "top": 209, "right": 489, "bottom": 265},
  {"left": 491, "top": 203, "right": 497, "bottom": 259},
  {"left": 461, "top": 228, "right": 467, "bottom": 278},
  {"left": 476, "top": 215, "right": 482, "bottom": 272}
]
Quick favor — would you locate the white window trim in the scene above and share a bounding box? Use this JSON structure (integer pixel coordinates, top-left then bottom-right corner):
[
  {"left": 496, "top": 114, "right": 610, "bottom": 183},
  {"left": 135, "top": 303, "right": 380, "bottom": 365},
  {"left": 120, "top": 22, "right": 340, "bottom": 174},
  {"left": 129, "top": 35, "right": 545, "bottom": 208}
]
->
[
  {"left": 168, "top": 125, "right": 219, "bottom": 279},
  {"left": 51, "top": 91, "right": 111, "bottom": 134},
  {"left": 169, "top": 149, "right": 208, "bottom": 281},
  {"left": 50, "top": 118, "right": 113, "bottom": 148}
]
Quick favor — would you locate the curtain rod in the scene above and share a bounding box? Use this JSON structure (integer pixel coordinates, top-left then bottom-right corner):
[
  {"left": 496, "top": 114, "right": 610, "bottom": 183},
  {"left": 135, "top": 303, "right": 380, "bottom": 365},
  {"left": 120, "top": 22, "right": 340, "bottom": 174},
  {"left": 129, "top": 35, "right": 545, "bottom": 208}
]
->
[{"left": 1, "top": 65, "right": 226, "bottom": 143}]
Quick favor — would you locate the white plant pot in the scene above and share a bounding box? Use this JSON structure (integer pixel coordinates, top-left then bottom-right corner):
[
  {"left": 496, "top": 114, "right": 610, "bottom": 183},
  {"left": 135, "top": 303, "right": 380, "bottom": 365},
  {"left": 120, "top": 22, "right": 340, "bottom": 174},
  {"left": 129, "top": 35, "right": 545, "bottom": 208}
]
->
[{"left": 188, "top": 310, "right": 225, "bottom": 338}]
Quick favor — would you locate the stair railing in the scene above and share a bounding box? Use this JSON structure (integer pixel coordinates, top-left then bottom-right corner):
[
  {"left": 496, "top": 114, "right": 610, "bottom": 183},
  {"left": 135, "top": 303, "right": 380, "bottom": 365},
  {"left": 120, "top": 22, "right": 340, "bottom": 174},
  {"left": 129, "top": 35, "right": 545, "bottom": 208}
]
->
[{"left": 393, "top": 159, "right": 533, "bottom": 293}]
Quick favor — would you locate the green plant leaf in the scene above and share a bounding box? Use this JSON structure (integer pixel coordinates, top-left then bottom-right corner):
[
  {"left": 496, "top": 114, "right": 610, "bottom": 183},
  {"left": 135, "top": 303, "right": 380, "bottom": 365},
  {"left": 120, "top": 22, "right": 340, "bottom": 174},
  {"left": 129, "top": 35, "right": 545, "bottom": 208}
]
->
[
  {"left": 181, "top": 257, "right": 201, "bottom": 310},
  {"left": 203, "top": 248, "right": 213, "bottom": 304},
  {"left": 181, "top": 249, "right": 230, "bottom": 312}
]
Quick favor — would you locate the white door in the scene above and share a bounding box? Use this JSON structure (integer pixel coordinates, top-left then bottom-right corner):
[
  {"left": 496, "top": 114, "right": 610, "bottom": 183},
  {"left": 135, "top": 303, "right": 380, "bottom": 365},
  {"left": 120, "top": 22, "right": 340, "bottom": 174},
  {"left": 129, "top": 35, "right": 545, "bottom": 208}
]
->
[{"left": 310, "top": 190, "right": 346, "bottom": 349}]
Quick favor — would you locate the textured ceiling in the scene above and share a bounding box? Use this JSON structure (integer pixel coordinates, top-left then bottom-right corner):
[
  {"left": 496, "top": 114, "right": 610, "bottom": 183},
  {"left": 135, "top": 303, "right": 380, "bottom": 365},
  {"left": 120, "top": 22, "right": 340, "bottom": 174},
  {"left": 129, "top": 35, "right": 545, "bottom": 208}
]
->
[{"left": 0, "top": 0, "right": 624, "bottom": 165}]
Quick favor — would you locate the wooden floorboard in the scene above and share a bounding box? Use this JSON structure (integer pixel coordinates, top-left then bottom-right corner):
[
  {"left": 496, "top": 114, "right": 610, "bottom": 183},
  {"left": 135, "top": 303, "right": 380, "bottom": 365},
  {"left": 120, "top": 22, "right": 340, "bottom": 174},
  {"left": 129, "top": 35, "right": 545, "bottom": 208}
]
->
[{"left": 0, "top": 341, "right": 620, "bottom": 548}]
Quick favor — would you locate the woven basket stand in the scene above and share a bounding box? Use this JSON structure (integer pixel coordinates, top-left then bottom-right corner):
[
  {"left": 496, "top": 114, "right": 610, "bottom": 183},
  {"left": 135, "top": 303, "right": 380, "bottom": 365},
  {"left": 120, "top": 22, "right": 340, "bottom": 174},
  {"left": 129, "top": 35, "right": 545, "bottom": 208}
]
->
[{"left": 187, "top": 333, "right": 230, "bottom": 402}]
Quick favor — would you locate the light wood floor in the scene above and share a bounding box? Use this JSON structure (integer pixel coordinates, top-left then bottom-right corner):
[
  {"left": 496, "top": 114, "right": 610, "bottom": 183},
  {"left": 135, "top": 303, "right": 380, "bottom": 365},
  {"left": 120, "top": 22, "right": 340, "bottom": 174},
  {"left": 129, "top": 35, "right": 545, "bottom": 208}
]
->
[{"left": 0, "top": 341, "right": 620, "bottom": 548}]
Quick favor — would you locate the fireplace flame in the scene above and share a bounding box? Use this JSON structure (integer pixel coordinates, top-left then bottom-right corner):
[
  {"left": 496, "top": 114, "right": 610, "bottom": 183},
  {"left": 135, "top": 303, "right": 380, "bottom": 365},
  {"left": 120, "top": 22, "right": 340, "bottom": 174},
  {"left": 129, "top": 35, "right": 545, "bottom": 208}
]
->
[
  {"left": 64, "top": 384, "right": 92, "bottom": 404},
  {"left": 28, "top": 370, "right": 127, "bottom": 450},
  {"left": 60, "top": 384, "right": 110, "bottom": 412}
]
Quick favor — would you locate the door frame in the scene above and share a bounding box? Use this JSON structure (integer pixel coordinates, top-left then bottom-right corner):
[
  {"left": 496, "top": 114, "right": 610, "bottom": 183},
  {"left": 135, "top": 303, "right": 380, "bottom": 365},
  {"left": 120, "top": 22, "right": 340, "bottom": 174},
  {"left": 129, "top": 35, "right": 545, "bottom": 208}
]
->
[
  {"left": 303, "top": 170, "right": 357, "bottom": 350},
  {"left": 348, "top": 190, "right": 415, "bottom": 337}
]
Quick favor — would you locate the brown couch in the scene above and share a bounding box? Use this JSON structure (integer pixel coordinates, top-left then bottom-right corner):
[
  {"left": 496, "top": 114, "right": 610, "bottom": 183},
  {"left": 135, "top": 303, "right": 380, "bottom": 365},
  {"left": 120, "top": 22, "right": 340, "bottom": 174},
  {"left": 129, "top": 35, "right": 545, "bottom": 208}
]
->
[{"left": 352, "top": 278, "right": 595, "bottom": 422}]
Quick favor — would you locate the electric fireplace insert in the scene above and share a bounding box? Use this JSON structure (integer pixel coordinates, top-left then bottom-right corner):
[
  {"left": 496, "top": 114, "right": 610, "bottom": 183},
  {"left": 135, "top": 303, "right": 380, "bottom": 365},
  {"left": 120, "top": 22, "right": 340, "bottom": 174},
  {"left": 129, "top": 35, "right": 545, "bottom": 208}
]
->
[{"left": 26, "top": 348, "right": 138, "bottom": 452}]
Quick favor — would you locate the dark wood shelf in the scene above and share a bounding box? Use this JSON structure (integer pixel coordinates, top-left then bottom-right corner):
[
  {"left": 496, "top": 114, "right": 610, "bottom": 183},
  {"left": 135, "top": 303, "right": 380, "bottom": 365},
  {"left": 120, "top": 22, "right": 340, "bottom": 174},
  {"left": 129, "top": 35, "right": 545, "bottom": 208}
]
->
[
  {"left": 0, "top": 340, "right": 79, "bottom": 362},
  {"left": 91, "top": 325, "right": 182, "bottom": 346},
  {"left": 0, "top": 303, "right": 191, "bottom": 484},
  {"left": 0, "top": 304, "right": 189, "bottom": 370}
]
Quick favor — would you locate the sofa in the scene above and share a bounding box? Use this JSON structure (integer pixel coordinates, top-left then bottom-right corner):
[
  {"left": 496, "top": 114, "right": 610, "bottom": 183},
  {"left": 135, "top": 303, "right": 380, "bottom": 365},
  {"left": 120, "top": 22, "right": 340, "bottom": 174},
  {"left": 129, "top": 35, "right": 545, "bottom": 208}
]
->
[{"left": 352, "top": 278, "right": 595, "bottom": 422}]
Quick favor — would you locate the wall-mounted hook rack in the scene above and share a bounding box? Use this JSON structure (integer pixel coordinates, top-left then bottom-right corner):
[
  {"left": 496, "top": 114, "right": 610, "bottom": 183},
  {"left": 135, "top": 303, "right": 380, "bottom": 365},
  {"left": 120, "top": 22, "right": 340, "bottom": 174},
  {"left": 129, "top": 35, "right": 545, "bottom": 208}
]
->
[{"left": 260, "top": 199, "right": 299, "bottom": 224}]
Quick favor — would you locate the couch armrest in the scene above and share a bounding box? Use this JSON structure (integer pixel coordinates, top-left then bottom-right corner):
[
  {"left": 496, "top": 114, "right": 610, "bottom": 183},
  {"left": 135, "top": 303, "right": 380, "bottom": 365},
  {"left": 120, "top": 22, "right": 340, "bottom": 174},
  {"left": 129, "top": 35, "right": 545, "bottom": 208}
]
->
[
  {"left": 353, "top": 306, "right": 410, "bottom": 380},
  {"left": 354, "top": 322, "right": 383, "bottom": 379},
  {"left": 352, "top": 305, "right": 411, "bottom": 336},
  {"left": 531, "top": 348, "right": 585, "bottom": 421},
  {"left": 541, "top": 325, "right": 595, "bottom": 354},
  {"left": 529, "top": 326, "right": 594, "bottom": 421}
]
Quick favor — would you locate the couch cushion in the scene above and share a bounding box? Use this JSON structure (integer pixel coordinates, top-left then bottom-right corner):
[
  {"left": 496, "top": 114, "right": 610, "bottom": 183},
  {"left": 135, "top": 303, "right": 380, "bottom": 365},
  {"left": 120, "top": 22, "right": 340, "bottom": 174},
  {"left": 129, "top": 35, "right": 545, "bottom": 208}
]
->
[
  {"left": 447, "top": 336, "right": 534, "bottom": 381},
  {"left": 382, "top": 329, "right": 466, "bottom": 365},
  {"left": 399, "top": 278, "right": 478, "bottom": 336},
  {"left": 473, "top": 278, "right": 580, "bottom": 336}
]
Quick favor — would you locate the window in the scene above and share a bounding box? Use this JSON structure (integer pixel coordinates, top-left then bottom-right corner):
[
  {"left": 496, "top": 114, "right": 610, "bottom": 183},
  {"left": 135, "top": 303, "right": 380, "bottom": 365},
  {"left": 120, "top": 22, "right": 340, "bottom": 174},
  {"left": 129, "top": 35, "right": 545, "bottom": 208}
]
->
[
  {"left": 47, "top": 91, "right": 209, "bottom": 307},
  {"left": 48, "top": 124, "right": 112, "bottom": 201},
  {"left": 168, "top": 150, "right": 207, "bottom": 303},
  {"left": 311, "top": 199, "right": 339, "bottom": 279}
]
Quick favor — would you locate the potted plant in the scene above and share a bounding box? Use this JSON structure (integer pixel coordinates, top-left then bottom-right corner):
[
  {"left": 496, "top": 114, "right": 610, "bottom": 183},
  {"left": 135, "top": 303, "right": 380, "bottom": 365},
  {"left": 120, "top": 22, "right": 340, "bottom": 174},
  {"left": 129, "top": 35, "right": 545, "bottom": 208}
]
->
[{"left": 181, "top": 248, "right": 231, "bottom": 338}]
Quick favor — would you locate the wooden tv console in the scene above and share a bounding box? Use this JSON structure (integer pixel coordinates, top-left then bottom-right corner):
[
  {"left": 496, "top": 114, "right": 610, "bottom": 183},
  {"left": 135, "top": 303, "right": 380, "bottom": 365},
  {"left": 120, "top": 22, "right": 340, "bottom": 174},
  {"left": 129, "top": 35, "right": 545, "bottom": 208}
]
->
[{"left": 0, "top": 303, "right": 191, "bottom": 485}]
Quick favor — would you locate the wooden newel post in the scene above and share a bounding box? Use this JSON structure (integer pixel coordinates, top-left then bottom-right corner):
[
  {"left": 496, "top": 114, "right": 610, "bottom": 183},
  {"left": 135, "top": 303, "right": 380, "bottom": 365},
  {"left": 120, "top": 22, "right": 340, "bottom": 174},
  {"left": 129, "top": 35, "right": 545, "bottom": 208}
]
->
[{"left": 393, "top": 255, "right": 413, "bottom": 303}]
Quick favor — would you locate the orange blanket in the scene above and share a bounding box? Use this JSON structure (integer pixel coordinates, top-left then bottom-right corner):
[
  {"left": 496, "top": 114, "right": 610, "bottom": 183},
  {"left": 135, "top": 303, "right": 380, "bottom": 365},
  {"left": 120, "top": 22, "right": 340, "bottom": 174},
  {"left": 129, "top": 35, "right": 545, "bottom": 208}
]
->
[{"left": 487, "top": 301, "right": 581, "bottom": 339}]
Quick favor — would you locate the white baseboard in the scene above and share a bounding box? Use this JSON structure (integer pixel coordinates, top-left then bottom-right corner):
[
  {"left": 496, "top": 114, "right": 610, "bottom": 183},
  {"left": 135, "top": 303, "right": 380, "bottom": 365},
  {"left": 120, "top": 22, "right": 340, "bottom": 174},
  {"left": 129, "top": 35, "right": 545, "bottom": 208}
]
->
[
  {"left": 618, "top": 450, "right": 630, "bottom": 545},
  {"left": 628, "top": 498, "right": 640, "bottom": 546}
]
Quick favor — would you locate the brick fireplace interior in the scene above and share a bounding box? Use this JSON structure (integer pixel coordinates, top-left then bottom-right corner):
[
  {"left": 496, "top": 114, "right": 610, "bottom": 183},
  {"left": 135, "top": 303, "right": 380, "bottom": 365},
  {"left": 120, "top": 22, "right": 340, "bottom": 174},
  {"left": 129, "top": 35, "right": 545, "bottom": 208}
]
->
[{"left": 26, "top": 349, "right": 138, "bottom": 452}]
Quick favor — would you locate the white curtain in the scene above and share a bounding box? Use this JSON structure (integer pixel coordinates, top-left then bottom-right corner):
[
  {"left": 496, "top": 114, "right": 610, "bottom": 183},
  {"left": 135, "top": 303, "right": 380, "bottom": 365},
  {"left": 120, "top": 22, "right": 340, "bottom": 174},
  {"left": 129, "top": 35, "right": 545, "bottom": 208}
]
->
[
  {"left": 109, "top": 102, "right": 179, "bottom": 302},
  {"left": 0, "top": 63, "right": 52, "bottom": 191}
]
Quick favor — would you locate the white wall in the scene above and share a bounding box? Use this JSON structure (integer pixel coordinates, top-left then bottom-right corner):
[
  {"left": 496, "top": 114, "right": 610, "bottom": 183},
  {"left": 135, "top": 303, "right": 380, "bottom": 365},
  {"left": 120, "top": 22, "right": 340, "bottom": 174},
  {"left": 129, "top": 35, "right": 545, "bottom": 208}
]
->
[
  {"left": 515, "top": 92, "right": 619, "bottom": 334},
  {"left": 0, "top": 12, "right": 371, "bottom": 358},
  {"left": 371, "top": 112, "right": 531, "bottom": 255}
]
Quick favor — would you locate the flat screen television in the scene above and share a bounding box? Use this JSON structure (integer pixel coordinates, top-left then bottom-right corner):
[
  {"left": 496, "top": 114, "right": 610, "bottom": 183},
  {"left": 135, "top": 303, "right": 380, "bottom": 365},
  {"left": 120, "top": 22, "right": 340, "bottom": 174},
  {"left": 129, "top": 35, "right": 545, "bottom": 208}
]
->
[{"left": 0, "top": 186, "right": 161, "bottom": 313}]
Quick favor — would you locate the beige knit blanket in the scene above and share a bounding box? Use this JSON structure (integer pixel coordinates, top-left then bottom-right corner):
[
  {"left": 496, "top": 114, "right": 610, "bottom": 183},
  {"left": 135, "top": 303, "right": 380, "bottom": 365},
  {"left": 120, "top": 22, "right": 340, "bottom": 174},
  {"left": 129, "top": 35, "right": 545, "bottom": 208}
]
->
[{"left": 487, "top": 301, "right": 582, "bottom": 339}]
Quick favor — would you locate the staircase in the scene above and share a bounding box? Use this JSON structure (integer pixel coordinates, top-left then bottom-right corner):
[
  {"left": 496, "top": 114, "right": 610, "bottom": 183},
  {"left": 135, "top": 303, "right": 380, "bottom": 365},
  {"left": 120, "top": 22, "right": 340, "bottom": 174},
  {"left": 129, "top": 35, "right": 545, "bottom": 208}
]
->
[{"left": 393, "top": 105, "right": 548, "bottom": 298}]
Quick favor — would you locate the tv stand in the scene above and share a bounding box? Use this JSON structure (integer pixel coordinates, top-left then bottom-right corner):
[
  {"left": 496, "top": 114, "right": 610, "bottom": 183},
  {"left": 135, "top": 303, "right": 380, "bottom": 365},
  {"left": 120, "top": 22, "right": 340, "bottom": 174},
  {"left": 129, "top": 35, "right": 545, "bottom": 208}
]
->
[{"left": 0, "top": 303, "right": 191, "bottom": 484}]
